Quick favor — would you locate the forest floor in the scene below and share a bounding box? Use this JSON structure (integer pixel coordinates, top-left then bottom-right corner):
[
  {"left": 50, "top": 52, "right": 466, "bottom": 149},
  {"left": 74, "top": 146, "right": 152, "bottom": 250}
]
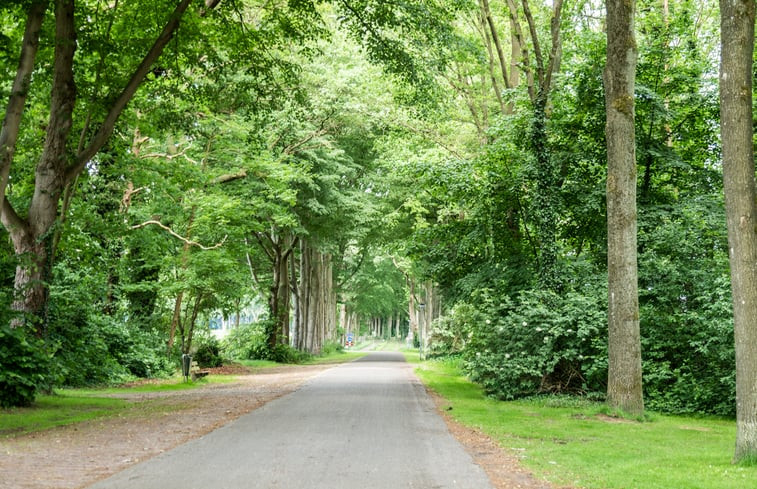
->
[{"left": 1, "top": 363, "right": 555, "bottom": 489}]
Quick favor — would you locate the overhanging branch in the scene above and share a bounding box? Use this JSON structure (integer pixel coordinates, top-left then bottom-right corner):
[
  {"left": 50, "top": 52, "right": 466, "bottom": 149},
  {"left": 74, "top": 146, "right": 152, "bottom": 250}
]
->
[{"left": 131, "top": 219, "right": 226, "bottom": 250}]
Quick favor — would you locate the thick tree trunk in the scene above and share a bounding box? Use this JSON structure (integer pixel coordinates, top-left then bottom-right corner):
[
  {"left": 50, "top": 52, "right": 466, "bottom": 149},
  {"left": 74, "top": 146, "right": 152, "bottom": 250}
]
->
[
  {"left": 296, "top": 240, "right": 310, "bottom": 351},
  {"left": 720, "top": 0, "right": 757, "bottom": 464},
  {"left": 407, "top": 279, "right": 417, "bottom": 343},
  {"left": 268, "top": 243, "right": 291, "bottom": 348},
  {"left": 278, "top": 248, "right": 291, "bottom": 344},
  {"left": 604, "top": 0, "right": 644, "bottom": 416},
  {"left": 531, "top": 92, "right": 559, "bottom": 291},
  {"left": 7, "top": 224, "right": 47, "bottom": 328},
  {"left": 167, "top": 291, "right": 184, "bottom": 353}
]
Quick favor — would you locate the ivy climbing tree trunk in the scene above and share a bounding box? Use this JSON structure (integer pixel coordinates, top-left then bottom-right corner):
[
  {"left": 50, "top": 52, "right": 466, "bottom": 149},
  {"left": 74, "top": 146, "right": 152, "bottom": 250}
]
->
[
  {"left": 719, "top": 0, "right": 757, "bottom": 464},
  {"left": 604, "top": 0, "right": 644, "bottom": 416},
  {"left": 517, "top": 0, "right": 564, "bottom": 291}
]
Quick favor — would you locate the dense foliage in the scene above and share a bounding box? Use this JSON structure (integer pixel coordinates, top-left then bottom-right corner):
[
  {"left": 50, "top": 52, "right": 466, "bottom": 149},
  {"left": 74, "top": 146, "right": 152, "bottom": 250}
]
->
[{"left": 0, "top": 325, "right": 50, "bottom": 408}]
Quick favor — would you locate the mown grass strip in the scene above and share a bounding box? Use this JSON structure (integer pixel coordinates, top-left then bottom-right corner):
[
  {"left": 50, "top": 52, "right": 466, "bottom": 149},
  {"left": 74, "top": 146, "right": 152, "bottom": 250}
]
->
[
  {"left": 238, "top": 350, "right": 369, "bottom": 367},
  {"left": 0, "top": 394, "right": 131, "bottom": 437},
  {"left": 304, "top": 351, "right": 368, "bottom": 364},
  {"left": 0, "top": 375, "right": 228, "bottom": 437},
  {"left": 413, "top": 357, "right": 755, "bottom": 489}
]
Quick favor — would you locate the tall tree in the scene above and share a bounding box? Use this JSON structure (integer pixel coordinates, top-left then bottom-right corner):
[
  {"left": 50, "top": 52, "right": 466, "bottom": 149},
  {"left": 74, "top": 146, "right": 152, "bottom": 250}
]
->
[
  {"left": 719, "top": 0, "right": 757, "bottom": 464},
  {"left": 0, "top": 0, "right": 205, "bottom": 330},
  {"left": 604, "top": 0, "right": 644, "bottom": 415}
]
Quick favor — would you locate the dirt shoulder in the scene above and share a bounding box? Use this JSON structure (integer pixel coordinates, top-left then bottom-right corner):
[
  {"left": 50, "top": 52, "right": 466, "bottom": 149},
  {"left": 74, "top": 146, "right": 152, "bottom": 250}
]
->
[{"left": 1, "top": 362, "right": 557, "bottom": 489}]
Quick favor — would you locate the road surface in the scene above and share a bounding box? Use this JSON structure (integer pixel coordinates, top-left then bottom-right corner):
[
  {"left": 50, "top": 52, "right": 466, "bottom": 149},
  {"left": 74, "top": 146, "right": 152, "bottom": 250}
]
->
[{"left": 87, "top": 352, "right": 494, "bottom": 489}]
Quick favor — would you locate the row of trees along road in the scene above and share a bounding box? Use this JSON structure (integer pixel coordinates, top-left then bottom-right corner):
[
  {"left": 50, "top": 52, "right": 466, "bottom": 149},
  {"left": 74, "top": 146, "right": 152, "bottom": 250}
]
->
[{"left": 1, "top": 0, "right": 756, "bottom": 464}]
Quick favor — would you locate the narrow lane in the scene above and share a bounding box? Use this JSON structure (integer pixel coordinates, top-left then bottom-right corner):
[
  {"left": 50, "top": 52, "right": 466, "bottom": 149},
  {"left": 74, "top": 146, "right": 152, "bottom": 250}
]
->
[{"left": 88, "top": 352, "right": 493, "bottom": 489}]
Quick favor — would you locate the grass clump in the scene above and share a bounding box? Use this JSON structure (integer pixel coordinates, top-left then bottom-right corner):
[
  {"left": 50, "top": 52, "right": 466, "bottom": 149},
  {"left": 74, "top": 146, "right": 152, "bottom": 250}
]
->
[{"left": 412, "top": 356, "right": 755, "bottom": 489}]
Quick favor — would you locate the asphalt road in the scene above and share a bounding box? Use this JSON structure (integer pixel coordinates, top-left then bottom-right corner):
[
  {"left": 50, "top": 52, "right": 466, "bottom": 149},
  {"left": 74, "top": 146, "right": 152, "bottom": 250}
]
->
[{"left": 87, "top": 352, "right": 494, "bottom": 489}]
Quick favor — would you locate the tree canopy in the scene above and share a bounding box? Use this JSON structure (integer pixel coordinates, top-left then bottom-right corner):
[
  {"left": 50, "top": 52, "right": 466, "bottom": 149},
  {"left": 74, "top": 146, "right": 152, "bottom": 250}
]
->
[{"left": 1, "top": 0, "right": 755, "bottom": 463}]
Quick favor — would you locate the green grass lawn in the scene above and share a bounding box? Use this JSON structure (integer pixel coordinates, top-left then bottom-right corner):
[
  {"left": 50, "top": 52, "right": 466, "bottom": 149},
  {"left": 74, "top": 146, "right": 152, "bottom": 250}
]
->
[
  {"left": 0, "top": 375, "right": 232, "bottom": 438},
  {"left": 237, "top": 359, "right": 282, "bottom": 368},
  {"left": 304, "top": 351, "right": 367, "bottom": 364},
  {"left": 413, "top": 357, "right": 755, "bottom": 489},
  {"left": 0, "top": 394, "right": 131, "bottom": 437},
  {"left": 237, "top": 350, "right": 368, "bottom": 367}
]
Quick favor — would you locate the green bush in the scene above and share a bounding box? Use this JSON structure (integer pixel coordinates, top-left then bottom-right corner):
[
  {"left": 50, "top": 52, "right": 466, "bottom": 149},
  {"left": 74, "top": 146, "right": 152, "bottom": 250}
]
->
[
  {"left": 637, "top": 201, "right": 736, "bottom": 416},
  {"left": 428, "top": 303, "right": 479, "bottom": 358},
  {"left": 463, "top": 286, "right": 607, "bottom": 400},
  {"left": 220, "top": 322, "right": 267, "bottom": 360},
  {"left": 193, "top": 333, "right": 223, "bottom": 368},
  {"left": 321, "top": 340, "right": 344, "bottom": 356},
  {"left": 0, "top": 325, "right": 50, "bottom": 407},
  {"left": 268, "top": 343, "right": 310, "bottom": 363},
  {"left": 219, "top": 320, "right": 308, "bottom": 362}
]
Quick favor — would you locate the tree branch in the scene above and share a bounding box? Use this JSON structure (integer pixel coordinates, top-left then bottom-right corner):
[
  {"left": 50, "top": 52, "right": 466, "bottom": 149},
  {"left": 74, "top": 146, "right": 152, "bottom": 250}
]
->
[
  {"left": 253, "top": 232, "right": 276, "bottom": 262},
  {"left": 131, "top": 219, "right": 227, "bottom": 250},
  {"left": 506, "top": 0, "right": 534, "bottom": 102},
  {"left": 476, "top": 3, "right": 506, "bottom": 113},
  {"left": 244, "top": 237, "right": 262, "bottom": 288},
  {"left": 336, "top": 247, "right": 367, "bottom": 289},
  {"left": 521, "top": 0, "right": 544, "bottom": 89},
  {"left": 0, "top": 197, "right": 28, "bottom": 236},
  {"left": 480, "top": 0, "right": 512, "bottom": 91},
  {"left": 29, "top": 0, "right": 77, "bottom": 234},
  {"left": 0, "top": 1, "right": 46, "bottom": 208},
  {"left": 543, "top": 0, "right": 564, "bottom": 96},
  {"left": 282, "top": 236, "right": 299, "bottom": 262},
  {"left": 67, "top": 0, "right": 195, "bottom": 184},
  {"left": 212, "top": 169, "right": 247, "bottom": 184}
]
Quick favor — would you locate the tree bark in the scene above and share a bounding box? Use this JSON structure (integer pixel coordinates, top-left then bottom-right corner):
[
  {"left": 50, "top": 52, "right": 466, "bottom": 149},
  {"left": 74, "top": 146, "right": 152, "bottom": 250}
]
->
[
  {"left": 720, "top": 0, "right": 757, "bottom": 463},
  {"left": 407, "top": 278, "right": 417, "bottom": 344},
  {"left": 478, "top": 4, "right": 506, "bottom": 113},
  {"left": 604, "top": 0, "right": 644, "bottom": 416},
  {"left": 480, "top": 0, "right": 511, "bottom": 91}
]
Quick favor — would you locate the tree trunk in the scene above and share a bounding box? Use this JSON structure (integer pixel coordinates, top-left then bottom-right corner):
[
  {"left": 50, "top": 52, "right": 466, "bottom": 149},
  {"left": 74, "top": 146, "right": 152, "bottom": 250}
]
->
[
  {"left": 278, "top": 246, "right": 291, "bottom": 345},
  {"left": 269, "top": 244, "right": 290, "bottom": 348},
  {"left": 720, "top": 0, "right": 757, "bottom": 463},
  {"left": 168, "top": 290, "right": 184, "bottom": 354},
  {"left": 6, "top": 224, "right": 47, "bottom": 328},
  {"left": 604, "top": 0, "right": 644, "bottom": 416},
  {"left": 519, "top": 0, "right": 564, "bottom": 292},
  {"left": 407, "top": 278, "right": 417, "bottom": 343},
  {"left": 296, "top": 240, "right": 310, "bottom": 351},
  {"left": 294, "top": 242, "right": 335, "bottom": 355}
]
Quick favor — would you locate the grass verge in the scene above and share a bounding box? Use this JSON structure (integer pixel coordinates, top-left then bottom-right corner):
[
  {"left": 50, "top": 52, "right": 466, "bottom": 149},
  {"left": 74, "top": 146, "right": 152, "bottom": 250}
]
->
[
  {"left": 0, "top": 394, "right": 131, "bottom": 438},
  {"left": 413, "top": 357, "right": 754, "bottom": 489},
  {"left": 304, "top": 351, "right": 368, "bottom": 365},
  {"left": 237, "top": 350, "right": 369, "bottom": 368},
  {"left": 0, "top": 375, "right": 230, "bottom": 438}
]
